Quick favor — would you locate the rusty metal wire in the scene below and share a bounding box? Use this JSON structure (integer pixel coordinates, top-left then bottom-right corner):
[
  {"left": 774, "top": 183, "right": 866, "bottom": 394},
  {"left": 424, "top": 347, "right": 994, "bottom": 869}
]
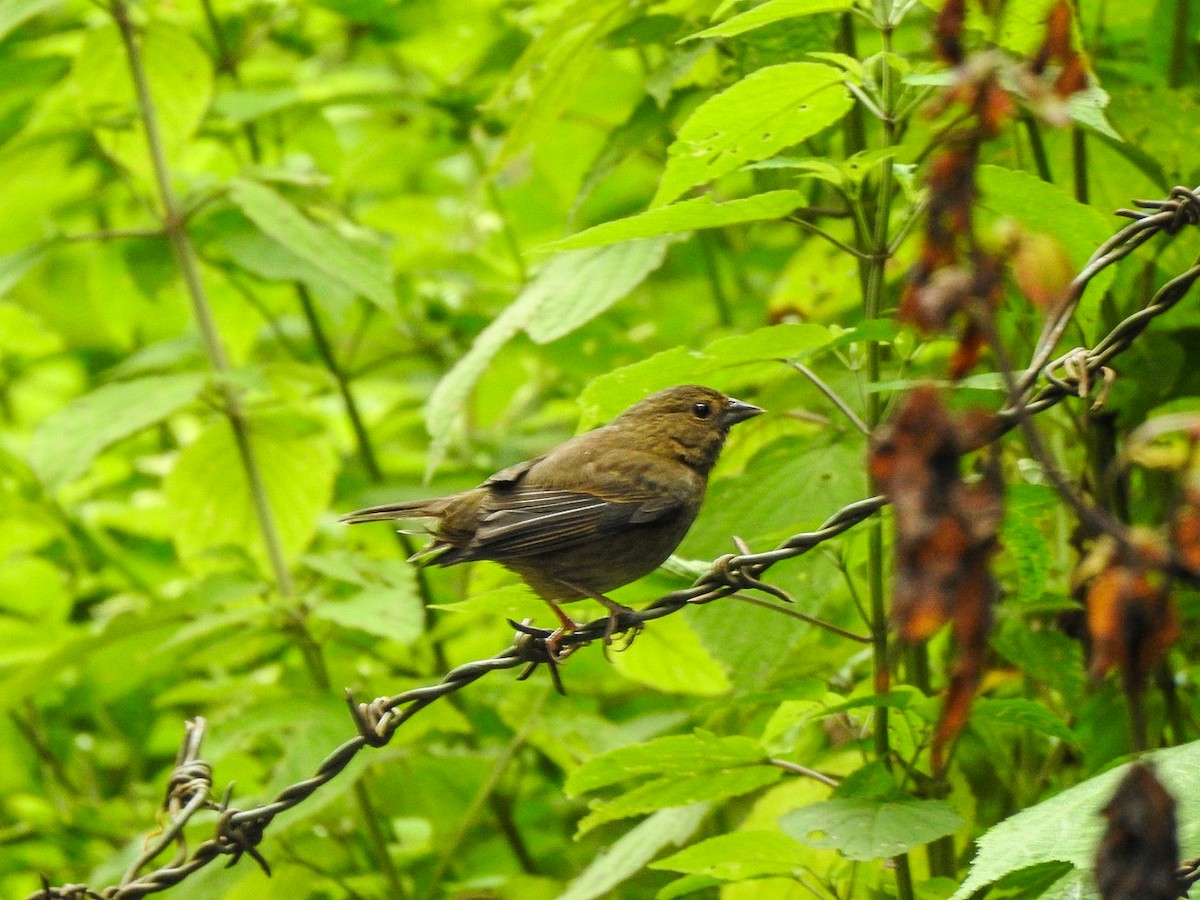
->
[{"left": 29, "top": 185, "right": 1200, "bottom": 900}]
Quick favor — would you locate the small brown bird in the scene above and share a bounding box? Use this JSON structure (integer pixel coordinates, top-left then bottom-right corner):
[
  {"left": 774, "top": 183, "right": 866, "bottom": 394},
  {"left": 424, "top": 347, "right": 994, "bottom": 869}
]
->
[{"left": 341, "top": 385, "right": 763, "bottom": 647}]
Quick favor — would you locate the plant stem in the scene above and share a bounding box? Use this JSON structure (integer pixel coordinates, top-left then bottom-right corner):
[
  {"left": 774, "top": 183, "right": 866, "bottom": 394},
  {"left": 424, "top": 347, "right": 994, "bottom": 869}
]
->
[
  {"left": 859, "top": 14, "right": 916, "bottom": 898},
  {"left": 420, "top": 691, "right": 547, "bottom": 900},
  {"left": 699, "top": 231, "right": 733, "bottom": 326},
  {"left": 113, "top": 6, "right": 404, "bottom": 893},
  {"left": 862, "top": 24, "right": 898, "bottom": 763},
  {"left": 1071, "top": 127, "right": 1089, "bottom": 204},
  {"left": 112, "top": 0, "right": 296, "bottom": 602},
  {"left": 297, "top": 284, "right": 383, "bottom": 480},
  {"left": 1021, "top": 112, "right": 1054, "bottom": 183},
  {"left": 295, "top": 283, "right": 439, "bottom": 617},
  {"left": 465, "top": 137, "right": 527, "bottom": 282},
  {"left": 838, "top": 14, "right": 866, "bottom": 156},
  {"left": 1169, "top": 0, "right": 1190, "bottom": 88}
]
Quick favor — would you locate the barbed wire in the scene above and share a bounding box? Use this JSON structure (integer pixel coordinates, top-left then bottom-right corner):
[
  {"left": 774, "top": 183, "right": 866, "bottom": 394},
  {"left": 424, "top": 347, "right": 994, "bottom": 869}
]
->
[{"left": 30, "top": 184, "right": 1200, "bottom": 900}]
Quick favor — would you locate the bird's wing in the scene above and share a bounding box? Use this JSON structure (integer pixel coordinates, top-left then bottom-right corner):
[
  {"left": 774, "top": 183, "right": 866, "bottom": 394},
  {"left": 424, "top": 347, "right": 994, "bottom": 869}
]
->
[{"left": 466, "top": 486, "right": 681, "bottom": 559}]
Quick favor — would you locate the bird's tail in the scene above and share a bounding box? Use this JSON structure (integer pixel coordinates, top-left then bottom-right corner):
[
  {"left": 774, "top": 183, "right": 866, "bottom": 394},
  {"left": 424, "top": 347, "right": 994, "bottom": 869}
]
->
[{"left": 339, "top": 497, "right": 452, "bottom": 525}]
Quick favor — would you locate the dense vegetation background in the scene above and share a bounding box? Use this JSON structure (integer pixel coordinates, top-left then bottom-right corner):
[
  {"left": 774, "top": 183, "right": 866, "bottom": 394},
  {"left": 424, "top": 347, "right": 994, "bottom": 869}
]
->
[{"left": 2, "top": 0, "right": 1200, "bottom": 897}]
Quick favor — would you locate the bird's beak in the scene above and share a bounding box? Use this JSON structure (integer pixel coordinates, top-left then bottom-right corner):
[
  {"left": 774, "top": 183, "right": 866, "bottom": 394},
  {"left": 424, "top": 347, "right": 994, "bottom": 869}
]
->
[{"left": 722, "top": 397, "right": 764, "bottom": 426}]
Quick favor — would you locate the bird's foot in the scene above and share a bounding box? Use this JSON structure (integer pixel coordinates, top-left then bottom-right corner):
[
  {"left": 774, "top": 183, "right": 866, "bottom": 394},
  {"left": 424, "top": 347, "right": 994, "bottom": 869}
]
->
[
  {"left": 596, "top": 598, "right": 639, "bottom": 649},
  {"left": 545, "top": 626, "right": 576, "bottom": 663}
]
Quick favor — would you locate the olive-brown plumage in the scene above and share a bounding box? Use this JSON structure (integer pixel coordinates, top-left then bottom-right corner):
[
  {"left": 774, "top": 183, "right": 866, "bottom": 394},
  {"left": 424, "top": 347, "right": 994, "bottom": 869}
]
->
[{"left": 342, "top": 385, "right": 762, "bottom": 632}]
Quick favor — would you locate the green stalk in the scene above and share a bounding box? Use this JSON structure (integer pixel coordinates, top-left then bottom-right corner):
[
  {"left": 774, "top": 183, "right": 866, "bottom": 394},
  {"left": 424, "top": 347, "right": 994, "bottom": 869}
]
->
[
  {"left": 297, "top": 284, "right": 383, "bottom": 481},
  {"left": 699, "top": 231, "right": 733, "bottom": 326},
  {"left": 1071, "top": 127, "right": 1089, "bottom": 205},
  {"left": 859, "top": 9, "right": 915, "bottom": 898},
  {"left": 112, "top": 0, "right": 294, "bottom": 600},
  {"left": 113, "top": 5, "right": 404, "bottom": 892},
  {"left": 1169, "top": 0, "right": 1190, "bottom": 88},
  {"left": 862, "top": 28, "right": 896, "bottom": 761}
]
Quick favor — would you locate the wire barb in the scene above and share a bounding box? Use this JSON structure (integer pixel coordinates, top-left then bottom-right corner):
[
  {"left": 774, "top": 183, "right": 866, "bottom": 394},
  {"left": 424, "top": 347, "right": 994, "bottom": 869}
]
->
[{"left": 30, "top": 181, "right": 1200, "bottom": 900}]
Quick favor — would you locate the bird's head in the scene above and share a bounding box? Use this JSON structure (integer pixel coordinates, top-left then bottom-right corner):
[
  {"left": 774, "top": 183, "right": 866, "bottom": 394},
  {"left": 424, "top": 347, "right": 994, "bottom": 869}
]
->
[{"left": 612, "top": 384, "right": 763, "bottom": 473}]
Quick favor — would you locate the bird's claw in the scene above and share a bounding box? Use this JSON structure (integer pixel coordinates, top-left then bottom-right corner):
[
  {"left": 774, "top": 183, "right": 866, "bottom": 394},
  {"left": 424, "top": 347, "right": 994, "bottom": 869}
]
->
[{"left": 509, "top": 617, "right": 585, "bottom": 666}]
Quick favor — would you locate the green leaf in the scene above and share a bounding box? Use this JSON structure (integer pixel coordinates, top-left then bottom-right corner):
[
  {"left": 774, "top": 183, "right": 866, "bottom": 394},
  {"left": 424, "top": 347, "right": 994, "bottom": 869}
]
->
[
  {"left": 1069, "top": 86, "right": 1120, "bottom": 141},
  {"left": 216, "top": 212, "right": 356, "bottom": 310},
  {"left": 969, "top": 698, "right": 1077, "bottom": 745},
  {"left": 566, "top": 732, "right": 768, "bottom": 795},
  {"left": 525, "top": 238, "right": 680, "bottom": 343},
  {"left": 311, "top": 581, "right": 424, "bottom": 644},
  {"left": 654, "top": 63, "right": 853, "bottom": 205},
  {"left": 1001, "top": 504, "right": 1051, "bottom": 606},
  {"left": 227, "top": 178, "right": 395, "bottom": 313},
  {"left": 952, "top": 740, "right": 1200, "bottom": 898},
  {"left": 611, "top": 616, "right": 731, "bottom": 696},
  {"left": 991, "top": 623, "right": 1085, "bottom": 709},
  {"left": 29, "top": 372, "right": 206, "bottom": 487},
  {"left": 577, "top": 766, "right": 782, "bottom": 835},
  {"left": 558, "top": 805, "right": 708, "bottom": 900},
  {"left": 164, "top": 417, "right": 337, "bottom": 574},
  {"left": 486, "top": 0, "right": 630, "bottom": 168},
  {"left": 652, "top": 830, "right": 808, "bottom": 879},
  {"left": 544, "top": 191, "right": 804, "bottom": 253},
  {"left": 579, "top": 322, "right": 833, "bottom": 426},
  {"left": 0, "top": 243, "right": 47, "bottom": 299},
  {"left": 685, "top": 0, "right": 853, "bottom": 41},
  {"left": 976, "top": 165, "right": 1114, "bottom": 341},
  {"left": 0, "top": 0, "right": 59, "bottom": 41},
  {"left": 424, "top": 236, "right": 675, "bottom": 475},
  {"left": 656, "top": 874, "right": 723, "bottom": 900},
  {"left": 781, "top": 798, "right": 962, "bottom": 860},
  {"left": 74, "top": 23, "right": 213, "bottom": 165}
]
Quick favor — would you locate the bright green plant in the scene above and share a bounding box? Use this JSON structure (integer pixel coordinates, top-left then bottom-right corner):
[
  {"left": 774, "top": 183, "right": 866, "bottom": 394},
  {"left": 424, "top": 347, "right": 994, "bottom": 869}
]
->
[{"left": 1, "top": 0, "right": 1199, "bottom": 898}]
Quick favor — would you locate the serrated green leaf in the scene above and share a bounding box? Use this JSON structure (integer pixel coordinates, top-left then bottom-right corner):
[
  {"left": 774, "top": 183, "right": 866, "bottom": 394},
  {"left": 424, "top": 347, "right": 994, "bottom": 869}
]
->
[
  {"left": 164, "top": 417, "right": 336, "bottom": 574},
  {"left": 0, "top": 0, "right": 59, "bottom": 41},
  {"left": 545, "top": 191, "right": 804, "bottom": 253},
  {"left": 74, "top": 23, "right": 212, "bottom": 166},
  {"left": 656, "top": 874, "right": 723, "bottom": 900},
  {"left": 566, "top": 732, "right": 768, "bottom": 795},
  {"left": 487, "top": 0, "right": 629, "bottom": 168},
  {"left": 311, "top": 582, "right": 423, "bottom": 644},
  {"left": 970, "top": 698, "right": 1077, "bottom": 745},
  {"left": 611, "top": 616, "right": 731, "bottom": 696},
  {"left": 0, "top": 243, "right": 47, "bottom": 299},
  {"left": 976, "top": 165, "right": 1113, "bottom": 341},
  {"left": 654, "top": 63, "right": 853, "bottom": 205},
  {"left": 558, "top": 805, "right": 708, "bottom": 900},
  {"left": 685, "top": 0, "right": 852, "bottom": 41},
  {"left": 216, "top": 212, "right": 356, "bottom": 310},
  {"left": 29, "top": 372, "right": 206, "bottom": 487},
  {"left": 992, "top": 624, "right": 1086, "bottom": 709},
  {"left": 652, "top": 829, "right": 808, "bottom": 878},
  {"left": 425, "top": 236, "right": 674, "bottom": 475},
  {"left": 1001, "top": 510, "right": 1051, "bottom": 606},
  {"left": 1068, "top": 86, "right": 1120, "bottom": 141},
  {"left": 952, "top": 740, "right": 1200, "bottom": 899},
  {"left": 0, "top": 300, "right": 60, "bottom": 356},
  {"left": 579, "top": 322, "right": 833, "bottom": 426},
  {"left": 578, "top": 766, "right": 782, "bottom": 835},
  {"left": 525, "top": 238, "right": 679, "bottom": 343},
  {"left": 781, "top": 797, "right": 962, "bottom": 860},
  {"left": 227, "top": 178, "right": 394, "bottom": 313}
]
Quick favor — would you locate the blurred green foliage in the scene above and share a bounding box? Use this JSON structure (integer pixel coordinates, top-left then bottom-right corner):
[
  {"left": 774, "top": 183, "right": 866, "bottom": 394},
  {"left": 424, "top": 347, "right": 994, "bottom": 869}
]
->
[{"left": 1, "top": 0, "right": 1199, "bottom": 898}]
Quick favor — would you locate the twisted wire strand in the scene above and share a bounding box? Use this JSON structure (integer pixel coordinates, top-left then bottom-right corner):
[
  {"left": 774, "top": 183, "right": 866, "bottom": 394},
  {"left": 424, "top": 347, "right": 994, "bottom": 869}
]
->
[{"left": 30, "top": 186, "right": 1200, "bottom": 900}]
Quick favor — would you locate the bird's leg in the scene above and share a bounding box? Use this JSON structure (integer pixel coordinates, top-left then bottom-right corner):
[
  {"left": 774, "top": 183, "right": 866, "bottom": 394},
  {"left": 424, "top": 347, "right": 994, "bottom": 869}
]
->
[
  {"left": 555, "top": 580, "right": 639, "bottom": 648},
  {"left": 543, "top": 599, "right": 582, "bottom": 662}
]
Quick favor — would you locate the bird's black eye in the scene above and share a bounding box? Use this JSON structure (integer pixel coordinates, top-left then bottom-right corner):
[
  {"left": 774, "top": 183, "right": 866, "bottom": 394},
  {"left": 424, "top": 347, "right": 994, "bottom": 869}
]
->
[{"left": 692, "top": 402, "right": 712, "bottom": 419}]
